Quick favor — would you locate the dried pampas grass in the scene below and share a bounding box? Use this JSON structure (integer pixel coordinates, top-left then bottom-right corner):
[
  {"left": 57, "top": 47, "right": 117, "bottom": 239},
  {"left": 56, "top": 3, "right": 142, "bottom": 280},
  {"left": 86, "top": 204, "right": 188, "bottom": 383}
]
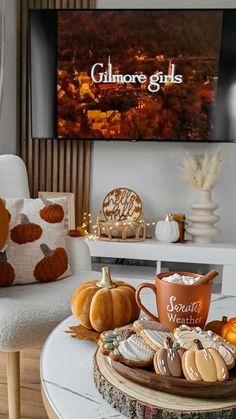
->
[{"left": 180, "top": 147, "right": 224, "bottom": 191}]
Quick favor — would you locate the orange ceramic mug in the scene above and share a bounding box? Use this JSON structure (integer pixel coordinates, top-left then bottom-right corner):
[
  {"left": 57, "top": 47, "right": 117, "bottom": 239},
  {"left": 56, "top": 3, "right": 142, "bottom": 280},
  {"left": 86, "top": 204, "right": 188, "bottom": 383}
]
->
[{"left": 135, "top": 272, "right": 212, "bottom": 331}]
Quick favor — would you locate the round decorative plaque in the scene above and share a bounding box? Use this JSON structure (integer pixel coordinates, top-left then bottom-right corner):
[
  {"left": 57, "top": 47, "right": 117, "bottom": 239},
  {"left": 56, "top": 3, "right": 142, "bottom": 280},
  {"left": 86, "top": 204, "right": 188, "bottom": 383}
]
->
[{"left": 102, "top": 188, "right": 142, "bottom": 221}]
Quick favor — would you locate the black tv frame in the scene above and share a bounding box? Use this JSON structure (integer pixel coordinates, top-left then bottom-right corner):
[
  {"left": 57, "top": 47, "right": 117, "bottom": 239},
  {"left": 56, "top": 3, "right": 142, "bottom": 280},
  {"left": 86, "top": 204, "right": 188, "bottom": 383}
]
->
[{"left": 29, "top": 9, "right": 236, "bottom": 143}]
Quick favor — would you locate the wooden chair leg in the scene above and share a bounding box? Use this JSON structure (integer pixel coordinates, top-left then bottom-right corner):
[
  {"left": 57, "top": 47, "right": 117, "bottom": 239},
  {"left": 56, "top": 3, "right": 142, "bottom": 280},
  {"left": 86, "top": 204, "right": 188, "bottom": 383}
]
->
[{"left": 7, "top": 352, "right": 20, "bottom": 419}]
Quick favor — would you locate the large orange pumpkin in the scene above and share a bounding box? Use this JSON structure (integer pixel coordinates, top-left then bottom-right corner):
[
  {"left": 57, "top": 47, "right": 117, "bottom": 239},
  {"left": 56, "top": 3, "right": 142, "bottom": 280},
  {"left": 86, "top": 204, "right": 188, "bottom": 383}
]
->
[
  {"left": 34, "top": 243, "right": 68, "bottom": 282},
  {"left": 221, "top": 317, "right": 236, "bottom": 345},
  {"left": 0, "top": 199, "right": 9, "bottom": 249},
  {"left": 11, "top": 214, "right": 42, "bottom": 244},
  {"left": 0, "top": 251, "right": 15, "bottom": 286},
  {"left": 71, "top": 267, "right": 140, "bottom": 332}
]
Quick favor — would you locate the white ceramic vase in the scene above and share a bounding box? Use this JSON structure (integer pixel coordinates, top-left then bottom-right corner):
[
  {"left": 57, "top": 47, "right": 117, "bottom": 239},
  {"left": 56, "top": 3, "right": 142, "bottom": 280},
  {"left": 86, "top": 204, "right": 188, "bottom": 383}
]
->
[{"left": 186, "top": 190, "right": 220, "bottom": 243}]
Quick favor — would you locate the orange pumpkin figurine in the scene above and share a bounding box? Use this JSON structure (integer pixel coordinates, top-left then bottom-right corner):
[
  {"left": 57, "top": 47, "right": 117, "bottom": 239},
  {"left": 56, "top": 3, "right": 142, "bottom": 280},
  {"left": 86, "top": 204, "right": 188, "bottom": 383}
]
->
[
  {"left": 221, "top": 317, "right": 236, "bottom": 345},
  {"left": 0, "top": 251, "right": 15, "bottom": 286},
  {"left": 11, "top": 214, "right": 42, "bottom": 244},
  {"left": 34, "top": 243, "right": 68, "bottom": 282},
  {"left": 0, "top": 199, "right": 9, "bottom": 249},
  {"left": 39, "top": 199, "right": 64, "bottom": 224},
  {"left": 205, "top": 316, "right": 229, "bottom": 336},
  {"left": 71, "top": 266, "right": 140, "bottom": 332}
]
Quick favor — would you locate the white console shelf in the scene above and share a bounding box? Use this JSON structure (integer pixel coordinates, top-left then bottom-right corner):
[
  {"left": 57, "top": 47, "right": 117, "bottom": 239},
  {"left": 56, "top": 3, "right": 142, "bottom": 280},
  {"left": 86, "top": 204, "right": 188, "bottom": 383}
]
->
[{"left": 85, "top": 239, "right": 236, "bottom": 295}]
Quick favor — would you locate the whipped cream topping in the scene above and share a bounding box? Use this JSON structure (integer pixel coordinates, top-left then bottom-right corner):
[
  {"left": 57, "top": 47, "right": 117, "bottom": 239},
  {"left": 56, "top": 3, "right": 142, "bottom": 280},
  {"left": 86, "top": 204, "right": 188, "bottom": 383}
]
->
[
  {"left": 162, "top": 273, "right": 200, "bottom": 285},
  {"left": 118, "top": 334, "right": 155, "bottom": 361}
]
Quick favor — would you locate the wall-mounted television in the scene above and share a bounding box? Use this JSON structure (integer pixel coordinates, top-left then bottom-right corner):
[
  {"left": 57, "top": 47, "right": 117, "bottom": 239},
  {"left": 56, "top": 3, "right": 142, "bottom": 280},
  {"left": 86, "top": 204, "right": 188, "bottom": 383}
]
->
[{"left": 30, "top": 9, "right": 236, "bottom": 142}]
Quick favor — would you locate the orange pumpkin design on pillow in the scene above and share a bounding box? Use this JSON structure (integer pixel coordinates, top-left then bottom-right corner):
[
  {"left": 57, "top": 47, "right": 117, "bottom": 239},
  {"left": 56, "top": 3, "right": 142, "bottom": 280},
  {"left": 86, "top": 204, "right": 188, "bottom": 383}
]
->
[
  {"left": 34, "top": 243, "right": 68, "bottom": 282},
  {"left": 11, "top": 214, "right": 42, "bottom": 244},
  {"left": 40, "top": 199, "right": 64, "bottom": 224},
  {"left": 0, "top": 251, "right": 15, "bottom": 286}
]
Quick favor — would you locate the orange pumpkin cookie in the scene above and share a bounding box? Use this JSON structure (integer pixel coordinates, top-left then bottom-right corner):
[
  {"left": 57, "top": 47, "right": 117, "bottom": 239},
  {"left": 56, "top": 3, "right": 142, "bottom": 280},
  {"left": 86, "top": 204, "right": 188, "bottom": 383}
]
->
[
  {"left": 0, "top": 251, "right": 15, "bottom": 286},
  {"left": 11, "top": 214, "right": 42, "bottom": 244},
  {"left": 182, "top": 339, "right": 229, "bottom": 382},
  {"left": 34, "top": 244, "right": 68, "bottom": 282},
  {"left": 40, "top": 199, "right": 64, "bottom": 224}
]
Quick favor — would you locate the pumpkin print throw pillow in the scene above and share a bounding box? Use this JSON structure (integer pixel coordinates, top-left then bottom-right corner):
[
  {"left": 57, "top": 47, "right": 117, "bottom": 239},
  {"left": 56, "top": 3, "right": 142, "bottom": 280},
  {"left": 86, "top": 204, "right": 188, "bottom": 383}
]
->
[{"left": 0, "top": 198, "right": 71, "bottom": 286}]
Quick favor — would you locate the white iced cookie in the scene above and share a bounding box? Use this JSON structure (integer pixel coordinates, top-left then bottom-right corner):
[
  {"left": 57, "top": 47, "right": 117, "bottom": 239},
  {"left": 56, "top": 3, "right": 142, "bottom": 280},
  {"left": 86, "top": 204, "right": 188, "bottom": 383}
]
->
[
  {"left": 118, "top": 334, "right": 155, "bottom": 363},
  {"left": 140, "top": 329, "right": 172, "bottom": 351},
  {"left": 221, "top": 340, "right": 236, "bottom": 357},
  {"left": 174, "top": 327, "right": 235, "bottom": 369}
]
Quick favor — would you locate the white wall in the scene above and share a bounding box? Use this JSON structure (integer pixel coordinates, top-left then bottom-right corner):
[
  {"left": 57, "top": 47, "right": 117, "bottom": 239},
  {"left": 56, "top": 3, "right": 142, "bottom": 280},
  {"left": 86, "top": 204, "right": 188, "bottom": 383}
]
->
[
  {"left": 0, "top": 0, "right": 17, "bottom": 155},
  {"left": 91, "top": 0, "right": 236, "bottom": 244}
]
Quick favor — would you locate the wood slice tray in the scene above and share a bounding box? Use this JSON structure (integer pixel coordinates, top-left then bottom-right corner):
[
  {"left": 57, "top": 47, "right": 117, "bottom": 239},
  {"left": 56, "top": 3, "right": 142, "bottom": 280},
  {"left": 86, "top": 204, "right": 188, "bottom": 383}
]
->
[
  {"left": 93, "top": 349, "right": 236, "bottom": 419},
  {"left": 111, "top": 359, "right": 236, "bottom": 399}
]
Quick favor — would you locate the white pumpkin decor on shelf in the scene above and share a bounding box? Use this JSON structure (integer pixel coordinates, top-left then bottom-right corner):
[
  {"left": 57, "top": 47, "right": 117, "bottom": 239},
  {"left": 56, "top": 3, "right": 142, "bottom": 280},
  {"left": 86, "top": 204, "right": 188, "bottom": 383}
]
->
[{"left": 155, "top": 214, "right": 180, "bottom": 243}]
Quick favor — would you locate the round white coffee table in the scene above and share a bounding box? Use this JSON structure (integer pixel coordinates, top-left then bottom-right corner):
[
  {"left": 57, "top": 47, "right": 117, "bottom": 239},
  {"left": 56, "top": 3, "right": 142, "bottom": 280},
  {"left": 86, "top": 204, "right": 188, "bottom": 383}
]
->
[{"left": 40, "top": 292, "right": 236, "bottom": 419}]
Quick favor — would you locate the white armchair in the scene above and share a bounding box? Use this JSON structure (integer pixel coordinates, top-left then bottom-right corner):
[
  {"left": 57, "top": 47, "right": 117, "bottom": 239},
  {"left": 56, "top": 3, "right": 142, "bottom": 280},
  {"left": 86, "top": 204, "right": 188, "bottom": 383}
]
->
[{"left": 0, "top": 155, "right": 100, "bottom": 419}]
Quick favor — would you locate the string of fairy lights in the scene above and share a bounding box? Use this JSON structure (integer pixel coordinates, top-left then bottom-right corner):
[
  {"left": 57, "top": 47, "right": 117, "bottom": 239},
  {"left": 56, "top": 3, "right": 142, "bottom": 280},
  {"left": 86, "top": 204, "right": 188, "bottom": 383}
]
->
[{"left": 81, "top": 212, "right": 156, "bottom": 240}]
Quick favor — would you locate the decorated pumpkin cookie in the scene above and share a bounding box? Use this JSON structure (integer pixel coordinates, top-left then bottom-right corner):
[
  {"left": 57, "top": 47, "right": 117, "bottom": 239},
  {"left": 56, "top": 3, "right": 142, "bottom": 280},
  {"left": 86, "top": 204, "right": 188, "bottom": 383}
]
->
[
  {"left": 133, "top": 319, "right": 170, "bottom": 334},
  {"left": 154, "top": 337, "right": 185, "bottom": 378},
  {"left": 182, "top": 339, "right": 229, "bottom": 383},
  {"left": 174, "top": 325, "right": 235, "bottom": 369},
  {"left": 140, "top": 329, "right": 172, "bottom": 351}
]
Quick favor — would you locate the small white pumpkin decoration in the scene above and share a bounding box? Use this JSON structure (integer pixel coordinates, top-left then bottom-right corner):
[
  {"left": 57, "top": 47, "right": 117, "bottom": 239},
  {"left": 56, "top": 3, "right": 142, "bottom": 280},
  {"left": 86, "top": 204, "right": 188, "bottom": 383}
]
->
[{"left": 155, "top": 214, "right": 180, "bottom": 243}]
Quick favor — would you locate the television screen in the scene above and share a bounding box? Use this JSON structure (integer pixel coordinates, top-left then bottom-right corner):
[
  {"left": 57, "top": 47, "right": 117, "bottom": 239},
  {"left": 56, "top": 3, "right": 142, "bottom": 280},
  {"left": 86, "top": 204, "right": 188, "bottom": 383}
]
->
[{"left": 30, "top": 9, "right": 236, "bottom": 142}]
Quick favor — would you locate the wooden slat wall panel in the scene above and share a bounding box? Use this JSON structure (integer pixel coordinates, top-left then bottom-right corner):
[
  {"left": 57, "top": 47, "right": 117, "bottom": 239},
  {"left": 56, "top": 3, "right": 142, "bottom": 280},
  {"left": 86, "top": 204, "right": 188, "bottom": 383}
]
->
[
  {"left": 52, "top": 139, "right": 59, "bottom": 191},
  {"left": 78, "top": 141, "right": 85, "bottom": 226},
  {"left": 17, "top": 0, "right": 96, "bottom": 226},
  {"left": 33, "top": 139, "right": 40, "bottom": 196}
]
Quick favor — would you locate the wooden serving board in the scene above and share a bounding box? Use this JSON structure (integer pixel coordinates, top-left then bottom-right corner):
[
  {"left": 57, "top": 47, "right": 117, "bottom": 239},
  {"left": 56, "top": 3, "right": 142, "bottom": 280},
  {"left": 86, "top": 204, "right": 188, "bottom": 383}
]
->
[
  {"left": 111, "top": 358, "right": 236, "bottom": 399},
  {"left": 93, "top": 349, "right": 236, "bottom": 419}
]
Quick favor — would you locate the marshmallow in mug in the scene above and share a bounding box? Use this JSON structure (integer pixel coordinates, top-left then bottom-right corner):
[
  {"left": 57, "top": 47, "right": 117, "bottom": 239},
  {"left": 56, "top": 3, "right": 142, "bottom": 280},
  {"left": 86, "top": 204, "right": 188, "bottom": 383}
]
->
[{"left": 161, "top": 273, "right": 200, "bottom": 285}]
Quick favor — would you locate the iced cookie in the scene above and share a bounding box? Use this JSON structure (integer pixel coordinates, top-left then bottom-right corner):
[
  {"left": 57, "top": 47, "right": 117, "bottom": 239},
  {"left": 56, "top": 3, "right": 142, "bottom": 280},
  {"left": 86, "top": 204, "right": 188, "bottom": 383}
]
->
[
  {"left": 174, "top": 326, "right": 235, "bottom": 369},
  {"left": 99, "top": 330, "right": 155, "bottom": 367},
  {"left": 117, "top": 334, "right": 155, "bottom": 367},
  {"left": 154, "top": 337, "right": 184, "bottom": 378},
  {"left": 133, "top": 319, "right": 170, "bottom": 334},
  {"left": 182, "top": 339, "right": 229, "bottom": 382},
  {"left": 99, "top": 329, "right": 134, "bottom": 354},
  {"left": 140, "top": 329, "right": 172, "bottom": 351}
]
